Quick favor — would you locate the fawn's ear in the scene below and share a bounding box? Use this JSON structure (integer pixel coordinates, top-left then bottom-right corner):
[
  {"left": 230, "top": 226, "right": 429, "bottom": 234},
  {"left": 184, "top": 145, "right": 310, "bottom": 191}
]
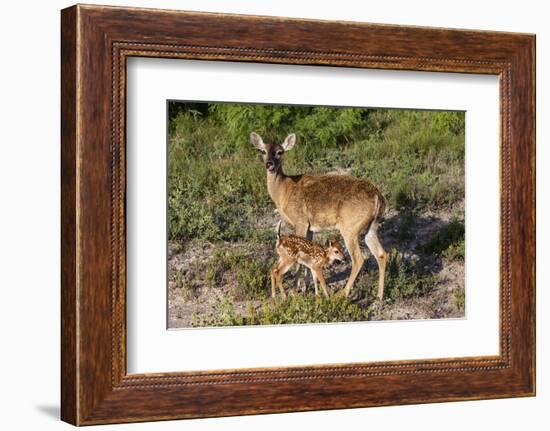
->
[
  {"left": 250, "top": 132, "right": 265, "bottom": 150},
  {"left": 282, "top": 133, "right": 296, "bottom": 151}
]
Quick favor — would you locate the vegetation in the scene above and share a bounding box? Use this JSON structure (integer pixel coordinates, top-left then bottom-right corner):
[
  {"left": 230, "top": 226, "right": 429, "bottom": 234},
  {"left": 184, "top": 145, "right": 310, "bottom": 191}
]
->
[
  {"left": 190, "top": 245, "right": 446, "bottom": 328},
  {"left": 205, "top": 248, "right": 272, "bottom": 301},
  {"left": 383, "top": 248, "right": 437, "bottom": 302},
  {"left": 420, "top": 218, "right": 465, "bottom": 260},
  {"left": 168, "top": 102, "right": 466, "bottom": 327},
  {"left": 454, "top": 287, "right": 466, "bottom": 313},
  {"left": 168, "top": 103, "right": 464, "bottom": 242},
  {"left": 192, "top": 293, "right": 371, "bottom": 327},
  {"left": 340, "top": 246, "right": 437, "bottom": 305}
]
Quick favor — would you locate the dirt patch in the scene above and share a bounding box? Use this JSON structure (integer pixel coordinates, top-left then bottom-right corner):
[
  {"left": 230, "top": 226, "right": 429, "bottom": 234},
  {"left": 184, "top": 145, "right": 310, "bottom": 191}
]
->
[{"left": 168, "top": 205, "right": 465, "bottom": 328}]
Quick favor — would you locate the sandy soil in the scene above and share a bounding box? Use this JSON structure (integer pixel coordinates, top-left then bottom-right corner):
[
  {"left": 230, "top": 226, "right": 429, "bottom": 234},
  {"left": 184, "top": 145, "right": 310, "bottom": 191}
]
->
[{"left": 168, "top": 205, "right": 465, "bottom": 328}]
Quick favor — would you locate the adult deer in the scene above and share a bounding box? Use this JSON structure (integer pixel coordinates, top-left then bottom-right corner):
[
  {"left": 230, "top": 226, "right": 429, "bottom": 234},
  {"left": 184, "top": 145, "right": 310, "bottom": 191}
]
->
[{"left": 251, "top": 132, "right": 387, "bottom": 299}]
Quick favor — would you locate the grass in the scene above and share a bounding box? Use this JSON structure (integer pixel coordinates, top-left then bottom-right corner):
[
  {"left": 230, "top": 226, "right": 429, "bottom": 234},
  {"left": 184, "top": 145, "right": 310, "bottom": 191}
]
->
[
  {"left": 185, "top": 242, "right": 443, "bottom": 327},
  {"left": 203, "top": 244, "right": 440, "bottom": 305},
  {"left": 384, "top": 248, "right": 437, "bottom": 302},
  {"left": 170, "top": 267, "right": 196, "bottom": 301},
  {"left": 351, "top": 247, "right": 438, "bottom": 304},
  {"left": 192, "top": 293, "right": 372, "bottom": 327},
  {"left": 454, "top": 287, "right": 466, "bottom": 312},
  {"left": 204, "top": 246, "right": 273, "bottom": 301},
  {"left": 168, "top": 104, "right": 465, "bottom": 242},
  {"left": 191, "top": 246, "right": 441, "bottom": 328},
  {"left": 192, "top": 295, "right": 247, "bottom": 327},
  {"left": 420, "top": 218, "right": 465, "bottom": 260}
]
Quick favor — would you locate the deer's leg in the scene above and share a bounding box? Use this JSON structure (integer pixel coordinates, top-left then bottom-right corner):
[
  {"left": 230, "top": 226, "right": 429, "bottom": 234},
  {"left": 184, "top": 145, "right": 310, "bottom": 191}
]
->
[
  {"left": 305, "top": 228, "right": 313, "bottom": 242},
  {"left": 365, "top": 220, "right": 387, "bottom": 300},
  {"left": 312, "top": 267, "right": 330, "bottom": 297},
  {"left": 341, "top": 229, "right": 365, "bottom": 297}
]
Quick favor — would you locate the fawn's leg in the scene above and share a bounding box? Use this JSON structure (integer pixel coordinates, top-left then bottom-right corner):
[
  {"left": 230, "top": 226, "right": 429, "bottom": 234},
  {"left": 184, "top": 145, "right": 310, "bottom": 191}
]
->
[
  {"left": 276, "top": 258, "right": 295, "bottom": 299},
  {"left": 311, "top": 267, "right": 330, "bottom": 297},
  {"left": 311, "top": 269, "right": 319, "bottom": 295},
  {"left": 270, "top": 261, "right": 280, "bottom": 298},
  {"left": 365, "top": 220, "right": 387, "bottom": 300},
  {"left": 294, "top": 223, "right": 311, "bottom": 292}
]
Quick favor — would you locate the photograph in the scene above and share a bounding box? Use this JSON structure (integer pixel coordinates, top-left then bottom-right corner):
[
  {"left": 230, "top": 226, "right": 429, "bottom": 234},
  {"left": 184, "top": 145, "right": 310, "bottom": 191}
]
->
[{"left": 167, "top": 101, "right": 466, "bottom": 328}]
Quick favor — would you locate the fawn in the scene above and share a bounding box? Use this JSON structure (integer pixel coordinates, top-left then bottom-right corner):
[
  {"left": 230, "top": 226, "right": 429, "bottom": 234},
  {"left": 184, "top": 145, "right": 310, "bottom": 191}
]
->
[
  {"left": 251, "top": 132, "right": 387, "bottom": 300},
  {"left": 271, "top": 221, "right": 347, "bottom": 299}
]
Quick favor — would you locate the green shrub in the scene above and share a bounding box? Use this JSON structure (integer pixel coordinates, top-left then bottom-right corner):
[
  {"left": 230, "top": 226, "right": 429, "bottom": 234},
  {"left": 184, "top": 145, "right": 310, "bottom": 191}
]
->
[
  {"left": 454, "top": 287, "right": 465, "bottom": 312},
  {"left": 192, "top": 295, "right": 246, "bottom": 327},
  {"left": 384, "top": 248, "right": 437, "bottom": 302},
  {"left": 192, "top": 294, "right": 370, "bottom": 327},
  {"left": 443, "top": 240, "right": 466, "bottom": 261},
  {"left": 255, "top": 294, "right": 368, "bottom": 325},
  {"left": 205, "top": 248, "right": 228, "bottom": 288},
  {"left": 170, "top": 268, "right": 196, "bottom": 301},
  {"left": 233, "top": 258, "right": 270, "bottom": 301},
  {"left": 420, "top": 218, "right": 465, "bottom": 259},
  {"left": 203, "top": 248, "right": 272, "bottom": 300},
  {"left": 208, "top": 104, "right": 369, "bottom": 154}
]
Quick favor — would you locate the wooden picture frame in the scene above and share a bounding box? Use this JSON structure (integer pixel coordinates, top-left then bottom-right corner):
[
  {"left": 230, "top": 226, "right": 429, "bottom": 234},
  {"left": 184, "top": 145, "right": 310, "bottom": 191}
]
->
[{"left": 61, "top": 4, "right": 535, "bottom": 425}]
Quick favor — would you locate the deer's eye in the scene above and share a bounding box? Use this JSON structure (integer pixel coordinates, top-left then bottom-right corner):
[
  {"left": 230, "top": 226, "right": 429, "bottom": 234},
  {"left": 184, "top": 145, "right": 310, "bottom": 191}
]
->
[
  {"left": 276, "top": 150, "right": 283, "bottom": 156},
  {"left": 258, "top": 149, "right": 266, "bottom": 155}
]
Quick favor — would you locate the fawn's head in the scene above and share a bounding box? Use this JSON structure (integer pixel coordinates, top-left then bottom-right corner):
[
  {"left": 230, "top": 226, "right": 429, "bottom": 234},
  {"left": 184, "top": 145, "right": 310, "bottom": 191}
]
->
[
  {"left": 250, "top": 132, "right": 296, "bottom": 174},
  {"left": 325, "top": 238, "right": 347, "bottom": 264}
]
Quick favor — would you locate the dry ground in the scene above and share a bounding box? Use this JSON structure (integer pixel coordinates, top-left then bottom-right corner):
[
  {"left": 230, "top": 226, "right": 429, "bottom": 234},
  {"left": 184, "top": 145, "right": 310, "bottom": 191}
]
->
[{"left": 167, "top": 204, "right": 465, "bottom": 328}]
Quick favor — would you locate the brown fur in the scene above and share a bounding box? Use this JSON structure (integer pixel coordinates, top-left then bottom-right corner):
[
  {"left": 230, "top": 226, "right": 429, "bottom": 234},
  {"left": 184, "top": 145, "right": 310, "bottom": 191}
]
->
[
  {"left": 251, "top": 132, "right": 387, "bottom": 299},
  {"left": 270, "top": 222, "right": 346, "bottom": 298}
]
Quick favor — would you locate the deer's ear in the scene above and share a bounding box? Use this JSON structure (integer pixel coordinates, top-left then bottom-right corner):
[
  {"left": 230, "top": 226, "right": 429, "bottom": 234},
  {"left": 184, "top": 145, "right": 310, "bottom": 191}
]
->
[
  {"left": 282, "top": 133, "right": 296, "bottom": 151},
  {"left": 250, "top": 132, "right": 265, "bottom": 150}
]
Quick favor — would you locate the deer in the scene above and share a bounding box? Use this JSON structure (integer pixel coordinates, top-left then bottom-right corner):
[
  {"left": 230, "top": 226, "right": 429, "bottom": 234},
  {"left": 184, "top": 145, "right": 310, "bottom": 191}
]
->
[
  {"left": 271, "top": 221, "right": 347, "bottom": 299},
  {"left": 251, "top": 132, "right": 387, "bottom": 300}
]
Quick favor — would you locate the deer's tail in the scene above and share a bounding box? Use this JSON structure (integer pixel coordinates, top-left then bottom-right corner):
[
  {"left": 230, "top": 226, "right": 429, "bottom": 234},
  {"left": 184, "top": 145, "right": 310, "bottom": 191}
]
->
[{"left": 373, "top": 192, "right": 387, "bottom": 222}]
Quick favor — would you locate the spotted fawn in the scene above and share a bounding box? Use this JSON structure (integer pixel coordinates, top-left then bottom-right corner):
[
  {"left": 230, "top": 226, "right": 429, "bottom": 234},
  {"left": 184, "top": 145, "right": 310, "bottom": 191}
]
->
[{"left": 270, "top": 221, "right": 346, "bottom": 299}]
